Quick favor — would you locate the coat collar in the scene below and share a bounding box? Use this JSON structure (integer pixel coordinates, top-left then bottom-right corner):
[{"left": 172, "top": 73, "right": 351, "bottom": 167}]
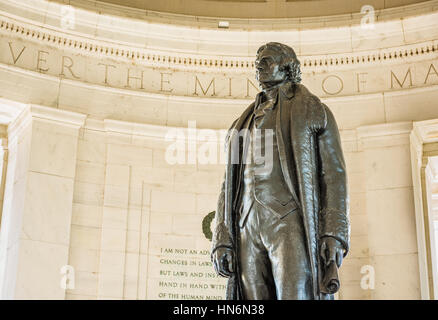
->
[
  {"left": 253, "top": 81, "right": 295, "bottom": 109},
  {"left": 231, "top": 81, "right": 296, "bottom": 133},
  {"left": 279, "top": 81, "right": 296, "bottom": 99}
]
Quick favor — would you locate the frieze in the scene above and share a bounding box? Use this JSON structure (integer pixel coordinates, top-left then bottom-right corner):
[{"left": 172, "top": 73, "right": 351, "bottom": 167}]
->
[
  {"left": 1, "top": 11, "right": 438, "bottom": 100},
  {"left": 1, "top": 34, "right": 438, "bottom": 100}
]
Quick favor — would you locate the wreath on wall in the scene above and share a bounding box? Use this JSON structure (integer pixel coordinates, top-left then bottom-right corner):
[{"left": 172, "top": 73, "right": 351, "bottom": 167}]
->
[{"left": 202, "top": 211, "right": 216, "bottom": 241}]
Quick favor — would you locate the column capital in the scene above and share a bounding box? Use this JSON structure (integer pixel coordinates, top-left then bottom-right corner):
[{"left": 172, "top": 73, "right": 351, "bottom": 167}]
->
[
  {"left": 412, "top": 119, "right": 438, "bottom": 146},
  {"left": 8, "top": 105, "right": 86, "bottom": 140}
]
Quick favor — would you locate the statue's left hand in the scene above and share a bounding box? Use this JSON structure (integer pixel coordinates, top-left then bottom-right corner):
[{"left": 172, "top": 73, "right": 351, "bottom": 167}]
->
[{"left": 320, "top": 237, "right": 344, "bottom": 268}]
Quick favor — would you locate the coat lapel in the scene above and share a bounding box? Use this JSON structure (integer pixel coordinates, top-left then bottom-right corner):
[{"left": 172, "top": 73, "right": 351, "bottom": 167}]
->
[
  {"left": 276, "top": 82, "right": 301, "bottom": 209},
  {"left": 277, "top": 82, "right": 321, "bottom": 299},
  {"left": 288, "top": 83, "right": 320, "bottom": 299},
  {"left": 224, "top": 97, "right": 258, "bottom": 227},
  {"left": 224, "top": 96, "right": 259, "bottom": 300}
]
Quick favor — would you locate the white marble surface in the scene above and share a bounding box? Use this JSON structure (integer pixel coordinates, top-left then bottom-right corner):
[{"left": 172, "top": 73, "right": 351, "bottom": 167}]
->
[
  {"left": 15, "top": 240, "right": 69, "bottom": 299},
  {"left": 21, "top": 172, "right": 74, "bottom": 245},
  {"left": 1, "top": 0, "right": 438, "bottom": 301}
]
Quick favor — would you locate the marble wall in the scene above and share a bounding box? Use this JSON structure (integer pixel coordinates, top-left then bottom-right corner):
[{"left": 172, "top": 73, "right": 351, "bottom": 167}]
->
[
  {"left": 0, "top": 124, "right": 7, "bottom": 229},
  {"left": 0, "top": 102, "right": 427, "bottom": 300},
  {"left": 0, "top": 0, "right": 437, "bottom": 300},
  {"left": 0, "top": 106, "right": 84, "bottom": 299}
]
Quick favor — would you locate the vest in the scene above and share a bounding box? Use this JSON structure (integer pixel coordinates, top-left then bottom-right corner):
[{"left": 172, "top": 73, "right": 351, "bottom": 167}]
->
[{"left": 237, "top": 93, "right": 298, "bottom": 228}]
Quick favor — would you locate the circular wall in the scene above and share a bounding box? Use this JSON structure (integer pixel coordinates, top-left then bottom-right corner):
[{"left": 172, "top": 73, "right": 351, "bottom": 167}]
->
[{"left": 0, "top": 0, "right": 437, "bottom": 300}]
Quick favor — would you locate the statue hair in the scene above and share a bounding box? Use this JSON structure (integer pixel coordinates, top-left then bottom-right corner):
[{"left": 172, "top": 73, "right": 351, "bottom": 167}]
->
[{"left": 256, "top": 42, "right": 302, "bottom": 84}]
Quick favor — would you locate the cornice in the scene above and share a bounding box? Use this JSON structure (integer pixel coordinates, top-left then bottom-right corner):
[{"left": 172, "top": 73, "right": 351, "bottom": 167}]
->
[
  {"left": 4, "top": 99, "right": 86, "bottom": 140},
  {"left": 357, "top": 121, "right": 414, "bottom": 140},
  {"left": 0, "top": 0, "right": 438, "bottom": 73},
  {"left": 1, "top": 12, "right": 438, "bottom": 74},
  {"left": 29, "top": 104, "right": 86, "bottom": 128},
  {"left": 0, "top": 98, "right": 26, "bottom": 125},
  {"left": 412, "top": 119, "right": 438, "bottom": 145}
]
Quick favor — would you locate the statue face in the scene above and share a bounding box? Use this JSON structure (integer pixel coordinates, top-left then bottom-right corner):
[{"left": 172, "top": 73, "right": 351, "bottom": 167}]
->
[{"left": 255, "top": 47, "right": 287, "bottom": 89}]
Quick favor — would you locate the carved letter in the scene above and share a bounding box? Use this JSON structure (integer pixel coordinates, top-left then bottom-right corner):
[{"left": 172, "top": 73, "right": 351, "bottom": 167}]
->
[
  {"left": 390, "top": 69, "right": 412, "bottom": 89},
  {"left": 60, "top": 56, "right": 80, "bottom": 79},
  {"left": 424, "top": 64, "right": 438, "bottom": 84},
  {"left": 228, "top": 77, "right": 232, "bottom": 97},
  {"left": 160, "top": 72, "right": 173, "bottom": 92},
  {"left": 322, "top": 75, "right": 344, "bottom": 95},
  {"left": 246, "top": 78, "right": 259, "bottom": 98},
  {"left": 126, "top": 68, "right": 144, "bottom": 89},
  {"left": 98, "top": 63, "right": 116, "bottom": 85},
  {"left": 194, "top": 76, "right": 216, "bottom": 96},
  {"left": 37, "top": 50, "right": 49, "bottom": 73},
  {"left": 8, "top": 42, "right": 26, "bottom": 64}
]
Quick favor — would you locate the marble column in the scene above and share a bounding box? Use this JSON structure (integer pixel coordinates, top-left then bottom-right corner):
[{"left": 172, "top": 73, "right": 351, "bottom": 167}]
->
[
  {"left": 357, "top": 121, "right": 420, "bottom": 299},
  {"left": 0, "top": 105, "right": 85, "bottom": 299},
  {"left": 0, "top": 125, "right": 8, "bottom": 227}
]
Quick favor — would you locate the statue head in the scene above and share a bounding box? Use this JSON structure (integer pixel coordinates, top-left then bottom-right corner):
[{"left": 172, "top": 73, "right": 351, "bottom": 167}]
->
[{"left": 255, "top": 42, "right": 302, "bottom": 90}]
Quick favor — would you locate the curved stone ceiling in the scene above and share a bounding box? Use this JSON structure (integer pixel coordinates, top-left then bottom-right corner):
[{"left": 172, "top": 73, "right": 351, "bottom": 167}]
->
[{"left": 60, "top": 0, "right": 430, "bottom": 19}]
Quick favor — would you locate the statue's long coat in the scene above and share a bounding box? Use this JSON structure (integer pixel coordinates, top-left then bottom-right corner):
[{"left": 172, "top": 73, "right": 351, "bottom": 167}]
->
[{"left": 212, "top": 81, "right": 350, "bottom": 300}]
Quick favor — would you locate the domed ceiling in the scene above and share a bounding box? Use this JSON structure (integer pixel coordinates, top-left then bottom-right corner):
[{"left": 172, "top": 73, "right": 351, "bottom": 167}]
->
[{"left": 69, "top": 0, "right": 430, "bottom": 18}]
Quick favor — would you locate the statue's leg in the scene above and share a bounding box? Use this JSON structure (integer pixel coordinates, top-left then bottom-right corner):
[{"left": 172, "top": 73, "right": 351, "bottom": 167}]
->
[
  {"left": 239, "top": 201, "right": 276, "bottom": 300},
  {"left": 260, "top": 207, "right": 313, "bottom": 300}
]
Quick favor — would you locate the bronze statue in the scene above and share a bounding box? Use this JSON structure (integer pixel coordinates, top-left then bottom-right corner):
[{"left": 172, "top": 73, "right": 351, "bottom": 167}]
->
[{"left": 211, "top": 42, "right": 350, "bottom": 300}]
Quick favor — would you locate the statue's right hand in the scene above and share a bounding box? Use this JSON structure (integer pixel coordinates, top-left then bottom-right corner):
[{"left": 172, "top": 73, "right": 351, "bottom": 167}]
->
[{"left": 212, "top": 247, "right": 235, "bottom": 278}]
